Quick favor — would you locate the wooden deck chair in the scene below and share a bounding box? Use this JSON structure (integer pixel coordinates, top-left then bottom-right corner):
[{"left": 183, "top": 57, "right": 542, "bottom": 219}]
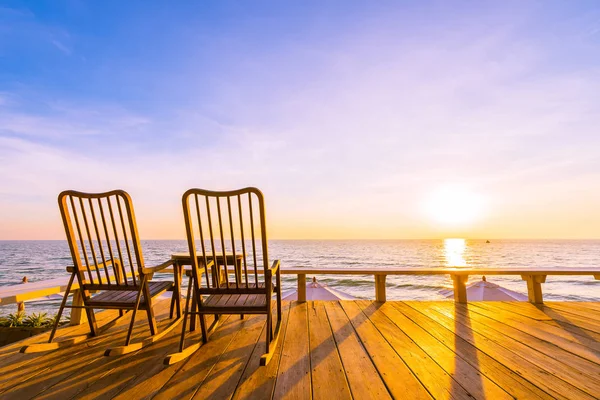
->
[
  {"left": 21, "top": 190, "right": 183, "bottom": 356},
  {"left": 164, "top": 187, "right": 282, "bottom": 366}
]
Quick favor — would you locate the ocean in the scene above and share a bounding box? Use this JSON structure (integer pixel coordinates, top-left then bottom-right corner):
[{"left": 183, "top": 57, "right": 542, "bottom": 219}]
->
[{"left": 1, "top": 239, "right": 599, "bottom": 316}]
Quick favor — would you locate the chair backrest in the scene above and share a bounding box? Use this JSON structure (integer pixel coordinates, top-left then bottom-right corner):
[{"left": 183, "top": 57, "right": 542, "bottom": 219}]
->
[
  {"left": 182, "top": 188, "right": 269, "bottom": 291},
  {"left": 58, "top": 190, "right": 145, "bottom": 288}
]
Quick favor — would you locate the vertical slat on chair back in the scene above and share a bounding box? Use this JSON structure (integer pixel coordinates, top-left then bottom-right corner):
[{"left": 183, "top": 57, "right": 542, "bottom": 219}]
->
[
  {"left": 58, "top": 190, "right": 144, "bottom": 287},
  {"left": 182, "top": 188, "right": 268, "bottom": 290}
]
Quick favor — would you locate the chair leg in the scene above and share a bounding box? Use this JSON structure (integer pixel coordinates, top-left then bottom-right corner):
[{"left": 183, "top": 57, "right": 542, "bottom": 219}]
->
[
  {"left": 178, "top": 275, "right": 194, "bottom": 352},
  {"left": 190, "top": 287, "right": 197, "bottom": 332},
  {"left": 85, "top": 307, "right": 98, "bottom": 337},
  {"left": 169, "top": 289, "right": 175, "bottom": 319},
  {"left": 126, "top": 278, "right": 146, "bottom": 345},
  {"left": 197, "top": 297, "right": 208, "bottom": 343},
  {"left": 276, "top": 271, "right": 282, "bottom": 324},
  {"left": 265, "top": 306, "right": 272, "bottom": 354},
  {"left": 143, "top": 284, "right": 157, "bottom": 336},
  {"left": 199, "top": 314, "right": 208, "bottom": 343},
  {"left": 146, "top": 303, "right": 157, "bottom": 336},
  {"left": 49, "top": 272, "right": 75, "bottom": 342},
  {"left": 260, "top": 272, "right": 283, "bottom": 366}
]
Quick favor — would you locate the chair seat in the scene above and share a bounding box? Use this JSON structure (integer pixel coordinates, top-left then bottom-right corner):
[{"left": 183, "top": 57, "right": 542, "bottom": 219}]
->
[
  {"left": 87, "top": 281, "right": 173, "bottom": 307},
  {"left": 201, "top": 292, "right": 267, "bottom": 310},
  {"left": 197, "top": 282, "right": 267, "bottom": 312}
]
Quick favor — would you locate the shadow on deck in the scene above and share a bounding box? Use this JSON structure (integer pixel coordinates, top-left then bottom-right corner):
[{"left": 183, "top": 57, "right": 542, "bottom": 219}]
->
[{"left": 1, "top": 299, "right": 600, "bottom": 399}]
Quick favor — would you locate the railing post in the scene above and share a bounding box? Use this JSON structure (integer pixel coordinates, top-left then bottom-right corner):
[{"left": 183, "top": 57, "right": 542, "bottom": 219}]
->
[
  {"left": 375, "top": 274, "right": 387, "bottom": 302},
  {"left": 70, "top": 289, "right": 87, "bottom": 325},
  {"left": 521, "top": 274, "right": 546, "bottom": 304},
  {"left": 297, "top": 274, "right": 306, "bottom": 303},
  {"left": 452, "top": 274, "right": 468, "bottom": 303}
]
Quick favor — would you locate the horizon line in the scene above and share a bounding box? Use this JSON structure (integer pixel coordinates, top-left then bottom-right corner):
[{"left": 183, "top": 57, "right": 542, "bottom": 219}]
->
[{"left": 2, "top": 238, "right": 600, "bottom": 241}]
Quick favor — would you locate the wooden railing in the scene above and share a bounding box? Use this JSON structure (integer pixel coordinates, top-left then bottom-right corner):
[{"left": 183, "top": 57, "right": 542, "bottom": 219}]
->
[
  {"left": 0, "top": 277, "right": 89, "bottom": 325},
  {"left": 2, "top": 268, "right": 599, "bottom": 324},
  {"left": 280, "top": 267, "right": 600, "bottom": 304},
  {"left": 0, "top": 271, "right": 135, "bottom": 325}
]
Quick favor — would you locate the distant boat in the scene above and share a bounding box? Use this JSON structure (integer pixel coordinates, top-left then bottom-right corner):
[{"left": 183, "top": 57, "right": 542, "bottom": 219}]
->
[{"left": 281, "top": 277, "right": 356, "bottom": 301}]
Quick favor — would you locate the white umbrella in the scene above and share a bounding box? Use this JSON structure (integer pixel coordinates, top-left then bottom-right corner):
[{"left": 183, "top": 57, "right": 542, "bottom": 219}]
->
[
  {"left": 440, "top": 276, "right": 527, "bottom": 301},
  {"left": 282, "top": 277, "right": 356, "bottom": 301}
]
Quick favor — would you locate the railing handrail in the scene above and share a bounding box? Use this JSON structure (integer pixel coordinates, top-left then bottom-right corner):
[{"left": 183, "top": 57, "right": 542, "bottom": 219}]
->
[
  {"left": 280, "top": 267, "right": 600, "bottom": 276},
  {"left": 0, "top": 277, "right": 75, "bottom": 306},
  {"left": 282, "top": 267, "right": 600, "bottom": 304},
  {"left": 1, "top": 266, "right": 598, "bottom": 308}
]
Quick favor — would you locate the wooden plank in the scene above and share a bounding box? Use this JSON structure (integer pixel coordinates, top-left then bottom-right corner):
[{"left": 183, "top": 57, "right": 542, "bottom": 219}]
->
[
  {"left": 35, "top": 310, "right": 177, "bottom": 400},
  {"left": 191, "top": 314, "right": 266, "bottom": 399},
  {"left": 568, "top": 301, "right": 600, "bottom": 313},
  {"left": 86, "top": 318, "right": 185, "bottom": 400},
  {"left": 480, "top": 302, "right": 600, "bottom": 342},
  {"left": 2, "top": 299, "right": 600, "bottom": 400},
  {"left": 0, "top": 310, "right": 136, "bottom": 394},
  {"left": 469, "top": 302, "right": 600, "bottom": 364},
  {"left": 496, "top": 301, "right": 600, "bottom": 341},
  {"left": 429, "top": 302, "right": 600, "bottom": 399},
  {"left": 338, "top": 301, "right": 432, "bottom": 399},
  {"left": 354, "top": 300, "right": 486, "bottom": 400},
  {"left": 364, "top": 300, "right": 514, "bottom": 400},
  {"left": 2, "top": 301, "right": 171, "bottom": 399},
  {"left": 234, "top": 294, "right": 251, "bottom": 307},
  {"left": 323, "top": 301, "right": 391, "bottom": 400},
  {"left": 0, "top": 309, "right": 121, "bottom": 393},
  {"left": 0, "top": 307, "right": 118, "bottom": 361},
  {"left": 272, "top": 301, "right": 312, "bottom": 400},
  {"left": 232, "top": 302, "right": 292, "bottom": 400},
  {"left": 439, "top": 303, "right": 600, "bottom": 384},
  {"left": 151, "top": 313, "right": 242, "bottom": 400},
  {"left": 107, "top": 317, "right": 233, "bottom": 399},
  {"left": 393, "top": 302, "right": 553, "bottom": 400},
  {"left": 407, "top": 302, "right": 594, "bottom": 400},
  {"left": 542, "top": 302, "right": 600, "bottom": 320},
  {"left": 488, "top": 301, "right": 553, "bottom": 320},
  {"left": 502, "top": 302, "right": 600, "bottom": 335},
  {"left": 307, "top": 301, "right": 352, "bottom": 400}
]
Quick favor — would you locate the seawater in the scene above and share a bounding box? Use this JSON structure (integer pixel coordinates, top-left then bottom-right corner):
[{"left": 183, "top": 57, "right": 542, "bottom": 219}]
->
[{"left": 1, "top": 239, "right": 599, "bottom": 315}]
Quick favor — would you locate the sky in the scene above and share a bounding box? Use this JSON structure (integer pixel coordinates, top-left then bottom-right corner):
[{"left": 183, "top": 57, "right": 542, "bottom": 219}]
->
[{"left": 1, "top": 1, "right": 600, "bottom": 240}]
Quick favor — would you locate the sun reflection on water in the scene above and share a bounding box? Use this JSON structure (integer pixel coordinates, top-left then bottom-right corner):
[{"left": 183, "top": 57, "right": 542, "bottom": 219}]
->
[{"left": 444, "top": 238, "right": 467, "bottom": 267}]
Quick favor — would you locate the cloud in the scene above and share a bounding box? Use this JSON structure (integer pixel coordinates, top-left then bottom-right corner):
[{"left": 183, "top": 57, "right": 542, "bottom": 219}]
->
[
  {"left": 51, "top": 39, "right": 71, "bottom": 55},
  {"left": 2, "top": 3, "right": 600, "bottom": 238}
]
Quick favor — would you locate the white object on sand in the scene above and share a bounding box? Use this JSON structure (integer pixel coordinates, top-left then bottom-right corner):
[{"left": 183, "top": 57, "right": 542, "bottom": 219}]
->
[
  {"left": 281, "top": 277, "right": 356, "bottom": 301},
  {"left": 440, "top": 276, "right": 527, "bottom": 301}
]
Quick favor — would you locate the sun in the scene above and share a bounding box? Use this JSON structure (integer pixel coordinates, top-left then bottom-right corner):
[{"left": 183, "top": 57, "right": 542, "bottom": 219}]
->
[{"left": 424, "top": 185, "right": 486, "bottom": 226}]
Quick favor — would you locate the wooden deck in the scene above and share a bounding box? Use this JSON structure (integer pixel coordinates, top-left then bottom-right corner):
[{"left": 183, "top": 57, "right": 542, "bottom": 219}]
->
[{"left": 1, "top": 299, "right": 600, "bottom": 399}]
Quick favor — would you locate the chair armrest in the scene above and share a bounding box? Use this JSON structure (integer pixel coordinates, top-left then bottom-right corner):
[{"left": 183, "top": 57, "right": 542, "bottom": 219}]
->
[
  {"left": 67, "top": 258, "right": 121, "bottom": 273},
  {"left": 267, "top": 260, "right": 280, "bottom": 276},
  {"left": 184, "top": 259, "right": 217, "bottom": 277},
  {"left": 142, "top": 259, "right": 176, "bottom": 274}
]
